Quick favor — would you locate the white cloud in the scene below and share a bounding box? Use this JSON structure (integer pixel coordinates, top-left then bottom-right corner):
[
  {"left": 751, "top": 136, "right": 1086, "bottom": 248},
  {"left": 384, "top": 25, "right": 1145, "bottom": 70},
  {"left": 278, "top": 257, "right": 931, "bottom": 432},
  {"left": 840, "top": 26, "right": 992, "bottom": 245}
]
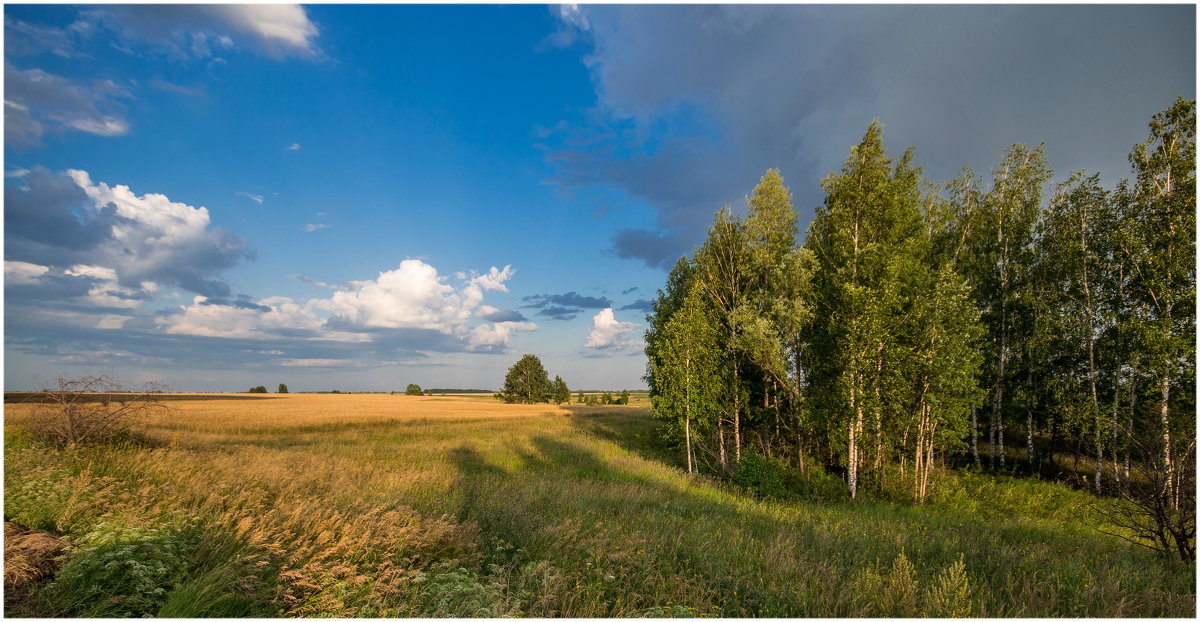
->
[
  {"left": 160, "top": 259, "right": 530, "bottom": 350},
  {"left": 302, "top": 223, "right": 330, "bottom": 232},
  {"left": 556, "top": 4, "right": 591, "bottom": 31},
  {"left": 468, "top": 321, "right": 538, "bottom": 350},
  {"left": 64, "top": 263, "right": 117, "bottom": 282},
  {"left": 65, "top": 263, "right": 150, "bottom": 309},
  {"left": 4, "top": 64, "right": 131, "bottom": 146},
  {"left": 318, "top": 259, "right": 512, "bottom": 333},
  {"left": 287, "top": 142, "right": 301, "bottom": 150},
  {"left": 60, "top": 169, "right": 248, "bottom": 295},
  {"left": 585, "top": 308, "right": 641, "bottom": 349},
  {"left": 5, "top": 260, "right": 50, "bottom": 285},
  {"left": 95, "top": 315, "right": 130, "bottom": 330},
  {"left": 279, "top": 358, "right": 355, "bottom": 368},
  {"left": 93, "top": 5, "right": 319, "bottom": 59},
  {"left": 206, "top": 5, "right": 319, "bottom": 56},
  {"left": 160, "top": 295, "right": 365, "bottom": 341},
  {"left": 237, "top": 191, "right": 264, "bottom": 204}
]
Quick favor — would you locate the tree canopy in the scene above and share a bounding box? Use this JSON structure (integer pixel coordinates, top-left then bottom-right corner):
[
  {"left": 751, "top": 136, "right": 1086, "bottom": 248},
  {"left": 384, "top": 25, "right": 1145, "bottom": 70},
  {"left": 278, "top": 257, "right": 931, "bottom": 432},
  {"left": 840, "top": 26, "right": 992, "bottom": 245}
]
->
[
  {"left": 644, "top": 99, "right": 1195, "bottom": 556},
  {"left": 500, "top": 354, "right": 554, "bottom": 404}
]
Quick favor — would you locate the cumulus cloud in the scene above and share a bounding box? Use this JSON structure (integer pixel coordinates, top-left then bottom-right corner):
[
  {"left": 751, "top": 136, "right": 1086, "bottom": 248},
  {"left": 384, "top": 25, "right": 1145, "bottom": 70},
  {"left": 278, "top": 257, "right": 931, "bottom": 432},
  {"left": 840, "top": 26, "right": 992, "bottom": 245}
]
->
[
  {"left": 547, "top": 5, "right": 1194, "bottom": 268},
  {"left": 4, "top": 63, "right": 131, "bottom": 146},
  {"left": 4, "top": 167, "right": 250, "bottom": 300},
  {"left": 157, "top": 259, "right": 534, "bottom": 351},
  {"left": 468, "top": 321, "right": 538, "bottom": 351},
  {"left": 585, "top": 308, "right": 642, "bottom": 350},
  {"left": 318, "top": 260, "right": 515, "bottom": 333}
]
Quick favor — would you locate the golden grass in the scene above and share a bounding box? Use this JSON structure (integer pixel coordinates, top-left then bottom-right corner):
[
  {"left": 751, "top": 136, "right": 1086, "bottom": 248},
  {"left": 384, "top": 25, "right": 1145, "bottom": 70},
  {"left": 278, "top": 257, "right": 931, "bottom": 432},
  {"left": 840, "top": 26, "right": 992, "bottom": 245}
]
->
[{"left": 4, "top": 394, "right": 1194, "bottom": 617}]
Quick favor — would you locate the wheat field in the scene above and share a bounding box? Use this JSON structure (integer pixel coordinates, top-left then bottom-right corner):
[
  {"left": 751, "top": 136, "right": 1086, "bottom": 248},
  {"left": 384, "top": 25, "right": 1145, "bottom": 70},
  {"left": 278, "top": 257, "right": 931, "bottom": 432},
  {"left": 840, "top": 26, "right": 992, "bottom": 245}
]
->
[{"left": 4, "top": 393, "right": 1195, "bottom": 617}]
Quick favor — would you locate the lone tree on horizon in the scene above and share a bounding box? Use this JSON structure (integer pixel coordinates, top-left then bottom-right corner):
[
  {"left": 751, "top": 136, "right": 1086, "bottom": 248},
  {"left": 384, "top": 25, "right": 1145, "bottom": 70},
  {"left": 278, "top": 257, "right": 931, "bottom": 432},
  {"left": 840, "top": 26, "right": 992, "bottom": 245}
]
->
[
  {"left": 500, "top": 354, "right": 553, "bottom": 404},
  {"left": 405, "top": 383, "right": 423, "bottom": 396}
]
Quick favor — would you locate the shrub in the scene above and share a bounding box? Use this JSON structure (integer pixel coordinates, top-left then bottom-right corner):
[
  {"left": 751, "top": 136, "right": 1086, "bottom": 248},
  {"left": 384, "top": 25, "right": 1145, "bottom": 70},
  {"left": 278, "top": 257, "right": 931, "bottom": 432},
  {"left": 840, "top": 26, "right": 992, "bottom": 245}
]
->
[
  {"left": 928, "top": 555, "right": 973, "bottom": 617},
  {"left": 41, "top": 521, "right": 200, "bottom": 617},
  {"left": 29, "top": 375, "right": 167, "bottom": 449},
  {"left": 732, "top": 447, "right": 789, "bottom": 498}
]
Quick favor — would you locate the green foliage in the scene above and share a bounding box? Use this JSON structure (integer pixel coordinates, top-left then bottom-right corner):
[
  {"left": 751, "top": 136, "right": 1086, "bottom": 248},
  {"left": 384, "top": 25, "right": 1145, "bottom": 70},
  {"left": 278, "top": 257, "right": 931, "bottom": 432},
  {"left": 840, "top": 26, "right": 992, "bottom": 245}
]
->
[
  {"left": 42, "top": 521, "right": 200, "bottom": 617},
  {"left": 4, "top": 461, "right": 73, "bottom": 532},
  {"left": 414, "top": 563, "right": 514, "bottom": 617},
  {"left": 500, "top": 354, "right": 553, "bottom": 404},
  {"left": 277, "top": 383, "right": 289, "bottom": 394},
  {"left": 731, "top": 447, "right": 789, "bottom": 498},
  {"left": 248, "top": 386, "right": 268, "bottom": 393},
  {"left": 855, "top": 552, "right": 975, "bottom": 618},
  {"left": 405, "top": 383, "right": 423, "bottom": 396},
  {"left": 551, "top": 376, "right": 571, "bottom": 405},
  {"left": 929, "top": 556, "right": 973, "bottom": 617}
]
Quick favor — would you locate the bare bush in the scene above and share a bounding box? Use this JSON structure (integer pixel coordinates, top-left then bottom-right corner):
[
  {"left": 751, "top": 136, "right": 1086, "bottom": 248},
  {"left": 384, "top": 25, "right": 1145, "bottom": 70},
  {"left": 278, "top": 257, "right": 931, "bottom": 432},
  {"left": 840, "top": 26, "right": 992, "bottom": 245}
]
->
[
  {"left": 29, "top": 375, "right": 168, "bottom": 448},
  {"left": 1098, "top": 435, "right": 1196, "bottom": 562}
]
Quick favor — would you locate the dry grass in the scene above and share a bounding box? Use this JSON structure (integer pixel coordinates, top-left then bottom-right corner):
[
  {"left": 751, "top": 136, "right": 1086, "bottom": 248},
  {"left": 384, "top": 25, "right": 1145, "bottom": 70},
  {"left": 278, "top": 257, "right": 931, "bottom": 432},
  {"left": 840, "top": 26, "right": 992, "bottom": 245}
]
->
[{"left": 4, "top": 521, "right": 67, "bottom": 589}]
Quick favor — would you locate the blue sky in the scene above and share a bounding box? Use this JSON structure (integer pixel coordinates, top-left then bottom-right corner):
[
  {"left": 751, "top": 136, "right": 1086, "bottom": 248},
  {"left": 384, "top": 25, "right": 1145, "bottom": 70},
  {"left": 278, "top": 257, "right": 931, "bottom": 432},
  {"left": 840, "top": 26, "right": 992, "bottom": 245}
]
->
[{"left": 4, "top": 4, "right": 1194, "bottom": 392}]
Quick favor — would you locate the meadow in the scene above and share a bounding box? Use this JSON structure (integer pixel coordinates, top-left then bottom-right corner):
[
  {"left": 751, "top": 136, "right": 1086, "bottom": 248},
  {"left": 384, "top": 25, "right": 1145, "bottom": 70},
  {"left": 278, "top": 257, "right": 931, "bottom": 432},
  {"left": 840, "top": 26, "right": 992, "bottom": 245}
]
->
[{"left": 4, "top": 394, "right": 1195, "bottom": 617}]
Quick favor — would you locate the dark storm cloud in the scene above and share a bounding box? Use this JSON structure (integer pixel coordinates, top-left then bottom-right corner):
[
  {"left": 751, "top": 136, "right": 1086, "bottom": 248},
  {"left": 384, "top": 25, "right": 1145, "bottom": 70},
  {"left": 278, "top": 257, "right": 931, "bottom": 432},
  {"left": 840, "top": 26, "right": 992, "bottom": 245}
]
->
[
  {"left": 479, "top": 309, "right": 528, "bottom": 323},
  {"left": 611, "top": 228, "right": 686, "bottom": 270},
  {"left": 522, "top": 291, "right": 614, "bottom": 321},
  {"left": 620, "top": 299, "right": 653, "bottom": 312},
  {"left": 4, "top": 166, "right": 113, "bottom": 252},
  {"left": 535, "top": 306, "right": 580, "bottom": 321},
  {"left": 524, "top": 291, "right": 612, "bottom": 309},
  {"left": 547, "top": 4, "right": 1195, "bottom": 268}
]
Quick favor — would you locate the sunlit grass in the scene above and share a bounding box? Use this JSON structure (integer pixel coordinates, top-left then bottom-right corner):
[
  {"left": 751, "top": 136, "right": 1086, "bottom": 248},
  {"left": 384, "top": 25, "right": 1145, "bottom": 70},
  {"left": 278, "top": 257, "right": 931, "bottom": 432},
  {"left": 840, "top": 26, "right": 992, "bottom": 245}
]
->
[{"left": 4, "top": 394, "right": 1194, "bottom": 617}]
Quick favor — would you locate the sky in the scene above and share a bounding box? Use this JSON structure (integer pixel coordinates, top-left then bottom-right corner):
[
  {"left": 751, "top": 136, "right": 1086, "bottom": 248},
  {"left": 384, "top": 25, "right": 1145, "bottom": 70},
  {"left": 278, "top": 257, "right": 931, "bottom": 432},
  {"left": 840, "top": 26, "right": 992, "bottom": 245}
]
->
[{"left": 3, "top": 3, "right": 1195, "bottom": 392}]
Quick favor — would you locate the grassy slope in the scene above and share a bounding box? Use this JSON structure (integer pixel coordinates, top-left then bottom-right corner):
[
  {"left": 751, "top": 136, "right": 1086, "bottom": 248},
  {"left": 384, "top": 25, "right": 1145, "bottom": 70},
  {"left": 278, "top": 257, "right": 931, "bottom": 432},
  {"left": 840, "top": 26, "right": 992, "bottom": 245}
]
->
[{"left": 4, "top": 395, "right": 1194, "bottom": 617}]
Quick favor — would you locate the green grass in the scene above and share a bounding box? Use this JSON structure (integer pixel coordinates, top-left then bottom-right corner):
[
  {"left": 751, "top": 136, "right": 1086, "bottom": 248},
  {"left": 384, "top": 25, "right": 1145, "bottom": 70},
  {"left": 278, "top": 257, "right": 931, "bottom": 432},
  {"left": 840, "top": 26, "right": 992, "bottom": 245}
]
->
[{"left": 4, "top": 400, "right": 1194, "bottom": 617}]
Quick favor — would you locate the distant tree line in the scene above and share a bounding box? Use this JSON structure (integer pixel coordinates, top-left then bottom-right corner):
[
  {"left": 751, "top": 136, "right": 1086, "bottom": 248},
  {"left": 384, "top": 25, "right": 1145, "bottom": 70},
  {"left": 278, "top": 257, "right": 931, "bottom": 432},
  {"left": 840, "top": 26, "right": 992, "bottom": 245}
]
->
[
  {"left": 247, "top": 384, "right": 288, "bottom": 394},
  {"left": 645, "top": 99, "right": 1194, "bottom": 559},
  {"left": 421, "top": 388, "right": 495, "bottom": 394}
]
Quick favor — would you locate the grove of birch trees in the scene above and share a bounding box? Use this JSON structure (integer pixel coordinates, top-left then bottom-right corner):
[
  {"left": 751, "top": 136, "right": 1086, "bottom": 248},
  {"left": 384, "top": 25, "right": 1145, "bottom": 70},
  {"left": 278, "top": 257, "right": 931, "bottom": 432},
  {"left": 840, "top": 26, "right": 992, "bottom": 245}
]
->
[{"left": 645, "top": 98, "right": 1195, "bottom": 559}]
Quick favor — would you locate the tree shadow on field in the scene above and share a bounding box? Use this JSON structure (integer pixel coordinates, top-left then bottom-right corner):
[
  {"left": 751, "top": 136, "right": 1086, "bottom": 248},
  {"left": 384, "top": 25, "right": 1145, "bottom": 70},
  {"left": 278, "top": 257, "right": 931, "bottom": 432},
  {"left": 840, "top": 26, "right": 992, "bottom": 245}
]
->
[{"left": 561, "top": 406, "right": 680, "bottom": 468}]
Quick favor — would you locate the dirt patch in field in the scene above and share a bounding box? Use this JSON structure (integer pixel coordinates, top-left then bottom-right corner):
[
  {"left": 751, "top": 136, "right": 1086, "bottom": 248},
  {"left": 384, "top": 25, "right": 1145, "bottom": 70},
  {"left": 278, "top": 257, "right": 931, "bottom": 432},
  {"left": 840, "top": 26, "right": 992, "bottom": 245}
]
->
[{"left": 4, "top": 521, "right": 68, "bottom": 614}]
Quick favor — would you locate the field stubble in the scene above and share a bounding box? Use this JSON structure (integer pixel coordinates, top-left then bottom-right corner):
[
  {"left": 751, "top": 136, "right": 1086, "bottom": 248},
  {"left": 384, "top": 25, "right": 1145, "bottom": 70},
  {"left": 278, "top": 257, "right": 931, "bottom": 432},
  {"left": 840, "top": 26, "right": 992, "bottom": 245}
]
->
[{"left": 4, "top": 393, "right": 1194, "bottom": 617}]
